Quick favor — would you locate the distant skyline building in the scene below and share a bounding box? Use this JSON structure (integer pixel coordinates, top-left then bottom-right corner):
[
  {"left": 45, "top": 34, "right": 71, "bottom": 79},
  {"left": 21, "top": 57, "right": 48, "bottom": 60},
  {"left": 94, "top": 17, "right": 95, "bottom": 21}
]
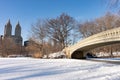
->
[{"left": 2, "top": 20, "right": 23, "bottom": 46}]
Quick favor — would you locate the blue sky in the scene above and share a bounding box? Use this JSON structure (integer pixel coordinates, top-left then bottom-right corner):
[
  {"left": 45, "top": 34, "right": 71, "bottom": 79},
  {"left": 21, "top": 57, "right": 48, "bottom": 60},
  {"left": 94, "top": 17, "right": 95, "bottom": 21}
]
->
[{"left": 0, "top": 0, "right": 108, "bottom": 41}]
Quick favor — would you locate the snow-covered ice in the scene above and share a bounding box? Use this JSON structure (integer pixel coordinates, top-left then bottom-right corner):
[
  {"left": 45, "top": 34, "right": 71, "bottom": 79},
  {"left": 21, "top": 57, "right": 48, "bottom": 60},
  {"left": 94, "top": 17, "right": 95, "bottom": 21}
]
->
[{"left": 0, "top": 58, "right": 120, "bottom": 80}]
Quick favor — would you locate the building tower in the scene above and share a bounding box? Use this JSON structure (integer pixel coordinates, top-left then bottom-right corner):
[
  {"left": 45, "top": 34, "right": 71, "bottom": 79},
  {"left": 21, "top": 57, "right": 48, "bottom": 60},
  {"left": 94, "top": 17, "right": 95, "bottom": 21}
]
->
[
  {"left": 15, "top": 22, "right": 22, "bottom": 45},
  {"left": 15, "top": 22, "right": 21, "bottom": 37},
  {"left": 4, "top": 20, "right": 12, "bottom": 37}
]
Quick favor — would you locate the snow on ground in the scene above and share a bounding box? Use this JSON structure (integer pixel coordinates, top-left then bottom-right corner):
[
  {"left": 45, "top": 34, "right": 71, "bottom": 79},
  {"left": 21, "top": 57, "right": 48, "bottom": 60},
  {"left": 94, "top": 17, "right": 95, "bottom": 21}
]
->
[
  {"left": 89, "top": 58, "right": 120, "bottom": 62},
  {"left": 0, "top": 58, "right": 120, "bottom": 80},
  {"left": 48, "top": 51, "right": 66, "bottom": 58}
]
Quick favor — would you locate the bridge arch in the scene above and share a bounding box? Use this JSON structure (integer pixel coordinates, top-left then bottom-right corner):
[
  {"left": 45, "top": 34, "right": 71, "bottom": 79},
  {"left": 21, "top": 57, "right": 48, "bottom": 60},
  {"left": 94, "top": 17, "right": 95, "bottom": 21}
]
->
[
  {"left": 70, "top": 41, "right": 120, "bottom": 59},
  {"left": 71, "top": 51, "right": 84, "bottom": 59}
]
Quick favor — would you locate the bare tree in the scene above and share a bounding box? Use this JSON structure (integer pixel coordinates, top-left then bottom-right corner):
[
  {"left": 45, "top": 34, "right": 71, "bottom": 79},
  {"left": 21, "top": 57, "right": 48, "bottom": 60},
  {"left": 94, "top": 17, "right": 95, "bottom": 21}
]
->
[
  {"left": 78, "top": 12, "right": 120, "bottom": 37},
  {"left": 78, "top": 20, "right": 96, "bottom": 38},
  {"left": 31, "top": 19, "right": 46, "bottom": 43},
  {"left": 45, "top": 13, "right": 76, "bottom": 50},
  {"left": 31, "top": 19, "right": 47, "bottom": 56},
  {"left": 0, "top": 37, "right": 22, "bottom": 57},
  {"left": 25, "top": 38, "right": 43, "bottom": 57}
]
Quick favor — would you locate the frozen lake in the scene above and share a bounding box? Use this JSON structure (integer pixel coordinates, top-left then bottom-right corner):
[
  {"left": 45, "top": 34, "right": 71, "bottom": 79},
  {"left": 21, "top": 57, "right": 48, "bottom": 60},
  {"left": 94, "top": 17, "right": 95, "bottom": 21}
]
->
[{"left": 0, "top": 58, "right": 120, "bottom": 80}]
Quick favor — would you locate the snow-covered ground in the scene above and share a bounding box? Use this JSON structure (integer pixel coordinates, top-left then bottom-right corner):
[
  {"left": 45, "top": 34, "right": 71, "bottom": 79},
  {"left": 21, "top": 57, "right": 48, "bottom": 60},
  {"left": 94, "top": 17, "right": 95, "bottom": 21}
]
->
[{"left": 0, "top": 58, "right": 120, "bottom": 80}]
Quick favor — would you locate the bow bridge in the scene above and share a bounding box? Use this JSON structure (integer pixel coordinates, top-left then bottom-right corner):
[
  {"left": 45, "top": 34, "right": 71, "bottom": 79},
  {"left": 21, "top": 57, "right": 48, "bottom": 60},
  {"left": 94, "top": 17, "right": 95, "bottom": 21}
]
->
[{"left": 63, "top": 27, "right": 120, "bottom": 59}]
